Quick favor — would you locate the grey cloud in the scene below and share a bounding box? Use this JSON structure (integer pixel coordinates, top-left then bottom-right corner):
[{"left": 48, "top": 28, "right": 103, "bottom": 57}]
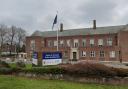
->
[
  {"left": 77, "top": 0, "right": 117, "bottom": 26},
  {"left": 0, "top": 0, "right": 128, "bottom": 35}
]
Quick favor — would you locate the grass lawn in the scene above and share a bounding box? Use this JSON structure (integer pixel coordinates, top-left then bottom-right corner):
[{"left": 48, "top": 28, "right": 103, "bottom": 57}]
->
[
  {"left": 9, "top": 63, "right": 32, "bottom": 69},
  {"left": 0, "top": 75, "right": 128, "bottom": 89}
]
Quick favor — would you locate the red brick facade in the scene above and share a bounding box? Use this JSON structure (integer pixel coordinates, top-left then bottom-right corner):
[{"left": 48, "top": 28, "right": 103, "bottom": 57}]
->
[{"left": 26, "top": 26, "right": 128, "bottom": 63}]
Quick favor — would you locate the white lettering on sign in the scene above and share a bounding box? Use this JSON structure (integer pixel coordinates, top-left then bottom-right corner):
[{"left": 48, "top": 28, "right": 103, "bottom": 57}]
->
[{"left": 42, "top": 59, "right": 62, "bottom": 66}]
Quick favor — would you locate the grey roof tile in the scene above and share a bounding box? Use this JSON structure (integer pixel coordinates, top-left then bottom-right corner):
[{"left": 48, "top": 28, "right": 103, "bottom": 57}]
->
[{"left": 32, "top": 25, "right": 128, "bottom": 37}]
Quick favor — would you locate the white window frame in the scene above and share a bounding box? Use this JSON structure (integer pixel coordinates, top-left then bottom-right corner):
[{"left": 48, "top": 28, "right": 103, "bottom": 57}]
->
[
  {"left": 82, "top": 39, "right": 86, "bottom": 47},
  {"left": 90, "top": 39, "right": 94, "bottom": 46},
  {"left": 81, "top": 51, "right": 86, "bottom": 57},
  {"left": 60, "top": 40, "right": 64, "bottom": 44},
  {"left": 30, "top": 40, "right": 35, "bottom": 50},
  {"left": 107, "top": 38, "right": 112, "bottom": 46},
  {"left": 90, "top": 51, "right": 95, "bottom": 57},
  {"left": 67, "top": 40, "right": 71, "bottom": 47},
  {"left": 60, "top": 40, "right": 64, "bottom": 47},
  {"left": 109, "top": 51, "right": 115, "bottom": 58},
  {"left": 99, "top": 51, "right": 105, "bottom": 57},
  {"left": 74, "top": 39, "right": 79, "bottom": 48},
  {"left": 98, "top": 39, "right": 103, "bottom": 46},
  {"left": 54, "top": 40, "right": 57, "bottom": 46},
  {"left": 48, "top": 40, "right": 52, "bottom": 47}
]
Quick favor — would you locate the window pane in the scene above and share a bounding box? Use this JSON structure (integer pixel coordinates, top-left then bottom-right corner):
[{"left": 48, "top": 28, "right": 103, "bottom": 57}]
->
[
  {"left": 107, "top": 38, "right": 112, "bottom": 46},
  {"left": 82, "top": 39, "right": 86, "bottom": 47},
  {"left": 30, "top": 40, "right": 35, "bottom": 50},
  {"left": 54, "top": 40, "right": 57, "bottom": 46},
  {"left": 74, "top": 39, "right": 79, "bottom": 47},
  {"left": 81, "top": 51, "right": 86, "bottom": 57},
  {"left": 90, "top": 39, "right": 94, "bottom": 46},
  {"left": 98, "top": 39, "right": 103, "bottom": 46},
  {"left": 110, "top": 51, "right": 115, "bottom": 58},
  {"left": 60, "top": 40, "right": 64, "bottom": 47},
  {"left": 67, "top": 40, "right": 70, "bottom": 47},
  {"left": 90, "top": 51, "right": 95, "bottom": 57},
  {"left": 99, "top": 51, "right": 105, "bottom": 57},
  {"left": 48, "top": 40, "right": 52, "bottom": 47}
]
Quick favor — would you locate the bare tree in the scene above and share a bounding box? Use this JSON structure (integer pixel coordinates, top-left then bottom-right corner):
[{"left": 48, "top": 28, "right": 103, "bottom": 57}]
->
[
  {"left": 0, "top": 24, "right": 8, "bottom": 55},
  {"left": 7, "top": 26, "right": 17, "bottom": 55},
  {"left": 16, "top": 28, "right": 26, "bottom": 55},
  {"left": 0, "top": 25, "right": 26, "bottom": 57}
]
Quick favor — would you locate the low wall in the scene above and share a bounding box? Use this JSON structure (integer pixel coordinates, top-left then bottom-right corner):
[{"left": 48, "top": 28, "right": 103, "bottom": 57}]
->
[{"left": 16, "top": 72, "right": 128, "bottom": 85}]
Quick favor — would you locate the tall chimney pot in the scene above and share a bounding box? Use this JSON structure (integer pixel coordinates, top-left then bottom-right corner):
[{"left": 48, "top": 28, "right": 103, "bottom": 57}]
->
[
  {"left": 60, "top": 23, "right": 63, "bottom": 32},
  {"left": 93, "top": 20, "right": 96, "bottom": 29}
]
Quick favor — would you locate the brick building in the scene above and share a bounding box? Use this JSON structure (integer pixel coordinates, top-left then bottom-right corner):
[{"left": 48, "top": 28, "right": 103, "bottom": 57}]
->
[{"left": 26, "top": 21, "right": 128, "bottom": 63}]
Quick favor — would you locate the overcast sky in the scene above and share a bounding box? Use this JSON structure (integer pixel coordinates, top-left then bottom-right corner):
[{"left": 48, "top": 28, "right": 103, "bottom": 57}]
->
[{"left": 0, "top": 0, "right": 128, "bottom": 35}]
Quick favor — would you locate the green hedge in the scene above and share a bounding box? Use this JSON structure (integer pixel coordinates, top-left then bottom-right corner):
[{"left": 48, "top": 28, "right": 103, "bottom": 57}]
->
[
  {"left": 0, "top": 68, "right": 12, "bottom": 74},
  {"left": 22, "top": 67, "right": 64, "bottom": 74},
  {"left": 0, "top": 62, "right": 128, "bottom": 78},
  {"left": 0, "top": 61, "right": 10, "bottom": 68}
]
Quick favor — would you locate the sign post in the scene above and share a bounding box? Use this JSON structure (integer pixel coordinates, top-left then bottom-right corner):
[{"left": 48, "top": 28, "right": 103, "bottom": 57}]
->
[
  {"left": 42, "top": 52, "right": 62, "bottom": 66},
  {"left": 32, "top": 52, "right": 38, "bottom": 66}
]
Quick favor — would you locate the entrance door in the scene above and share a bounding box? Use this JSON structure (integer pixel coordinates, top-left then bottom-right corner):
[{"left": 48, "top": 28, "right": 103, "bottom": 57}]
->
[{"left": 73, "top": 52, "right": 77, "bottom": 61}]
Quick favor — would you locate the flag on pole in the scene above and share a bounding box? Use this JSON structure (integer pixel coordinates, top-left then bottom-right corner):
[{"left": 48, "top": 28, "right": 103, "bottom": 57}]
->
[{"left": 52, "top": 14, "right": 57, "bottom": 30}]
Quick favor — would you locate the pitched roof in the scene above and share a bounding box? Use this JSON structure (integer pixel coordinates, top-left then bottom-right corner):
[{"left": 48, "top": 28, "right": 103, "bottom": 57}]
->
[{"left": 32, "top": 25, "right": 128, "bottom": 37}]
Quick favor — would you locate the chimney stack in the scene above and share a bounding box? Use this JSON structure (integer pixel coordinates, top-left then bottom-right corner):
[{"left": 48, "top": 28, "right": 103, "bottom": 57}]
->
[
  {"left": 60, "top": 23, "right": 63, "bottom": 32},
  {"left": 93, "top": 20, "right": 96, "bottom": 29}
]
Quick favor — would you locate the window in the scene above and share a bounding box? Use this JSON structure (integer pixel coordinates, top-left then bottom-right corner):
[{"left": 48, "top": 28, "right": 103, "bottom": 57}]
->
[
  {"left": 90, "top": 39, "right": 94, "bottom": 46},
  {"left": 115, "top": 36, "right": 118, "bottom": 46},
  {"left": 54, "top": 40, "right": 57, "bottom": 46},
  {"left": 98, "top": 39, "right": 103, "bottom": 46},
  {"left": 30, "top": 40, "right": 35, "bottom": 50},
  {"left": 90, "top": 51, "right": 95, "bottom": 57},
  {"left": 110, "top": 51, "right": 115, "bottom": 58},
  {"left": 81, "top": 51, "right": 86, "bottom": 57},
  {"left": 107, "top": 38, "right": 112, "bottom": 46},
  {"left": 67, "top": 40, "right": 71, "bottom": 47},
  {"left": 48, "top": 40, "right": 52, "bottom": 47},
  {"left": 42, "top": 41, "right": 44, "bottom": 44},
  {"left": 99, "top": 51, "right": 105, "bottom": 57},
  {"left": 82, "top": 39, "right": 86, "bottom": 47},
  {"left": 63, "top": 51, "right": 68, "bottom": 57},
  {"left": 42, "top": 41, "right": 44, "bottom": 47},
  {"left": 74, "top": 39, "right": 79, "bottom": 48},
  {"left": 60, "top": 40, "right": 64, "bottom": 47}
]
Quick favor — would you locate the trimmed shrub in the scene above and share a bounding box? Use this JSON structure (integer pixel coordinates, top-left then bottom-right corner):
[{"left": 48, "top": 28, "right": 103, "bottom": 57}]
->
[
  {"left": 22, "top": 67, "right": 64, "bottom": 74},
  {"left": 0, "top": 60, "right": 10, "bottom": 68},
  {"left": 112, "top": 68, "right": 128, "bottom": 77},
  {"left": 0, "top": 68, "right": 12, "bottom": 74},
  {"left": 60, "top": 62, "right": 117, "bottom": 78},
  {"left": 16, "top": 61, "right": 25, "bottom": 68},
  {"left": 18, "top": 63, "right": 128, "bottom": 78},
  {"left": 11, "top": 67, "right": 22, "bottom": 73},
  {"left": 0, "top": 62, "right": 127, "bottom": 78}
]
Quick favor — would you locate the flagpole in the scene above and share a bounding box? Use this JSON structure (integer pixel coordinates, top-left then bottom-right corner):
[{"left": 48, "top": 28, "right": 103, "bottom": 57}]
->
[
  {"left": 56, "top": 11, "right": 59, "bottom": 51},
  {"left": 57, "top": 28, "right": 59, "bottom": 51},
  {"left": 57, "top": 11, "right": 59, "bottom": 51},
  {"left": 52, "top": 11, "right": 59, "bottom": 51}
]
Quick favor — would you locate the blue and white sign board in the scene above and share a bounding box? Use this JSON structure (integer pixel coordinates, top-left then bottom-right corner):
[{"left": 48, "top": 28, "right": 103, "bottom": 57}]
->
[
  {"left": 32, "top": 52, "right": 38, "bottom": 65},
  {"left": 42, "top": 52, "right": 62, "bottom": 66}
]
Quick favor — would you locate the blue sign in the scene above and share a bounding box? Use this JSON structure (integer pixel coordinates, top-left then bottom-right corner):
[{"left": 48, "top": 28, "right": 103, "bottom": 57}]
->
[
  {"left": 33, "top": 52, "right": 38, "bottom": 59},
  {"left": 42, "top": 52, "right": 62, "bottom": 60},
  {"left": 32, "top": 52, "right": 38, "bottom": 65}
]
